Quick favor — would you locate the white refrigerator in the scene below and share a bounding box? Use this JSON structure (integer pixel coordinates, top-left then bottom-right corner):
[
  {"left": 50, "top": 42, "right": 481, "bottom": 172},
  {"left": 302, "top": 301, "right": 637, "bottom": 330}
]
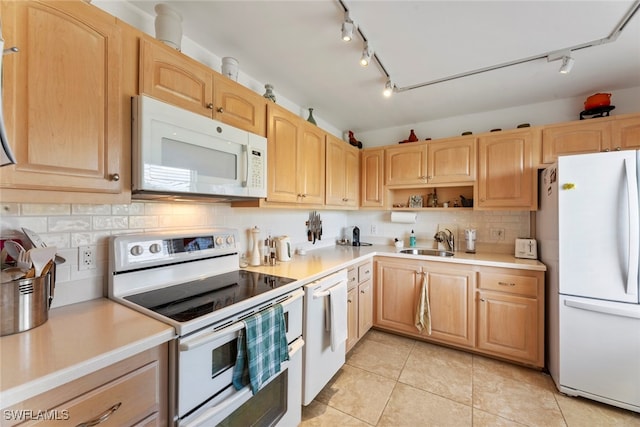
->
[{"left": 537, "top": 150, "right": 640, "bottom": 413}]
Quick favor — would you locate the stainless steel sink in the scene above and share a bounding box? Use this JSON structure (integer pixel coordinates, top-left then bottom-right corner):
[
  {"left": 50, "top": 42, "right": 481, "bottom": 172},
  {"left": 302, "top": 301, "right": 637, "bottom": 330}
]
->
[{"left": 399, "top": 248, "right": 454, "bottom": 257}]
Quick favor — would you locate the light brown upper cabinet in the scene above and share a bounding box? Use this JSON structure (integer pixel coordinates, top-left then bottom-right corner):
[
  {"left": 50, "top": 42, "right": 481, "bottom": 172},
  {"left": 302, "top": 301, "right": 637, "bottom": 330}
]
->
[
  {"left": 0, "top": 0, "right": 128, "bottom": 203},
  {"left": 325, "top": 135, "right": 359, "bottom": 209},
  {"left": 476, "top": 128, "right": 539, "bottom": 210},
  {"left": 385, "top": 137, "right": 476, "bottom": 187},
  {"left": 426, "top": 136, "right": 476, "bottom": 185},
  {"left": 266, "top": 104, "right": 325, "bottom": 205},
  {"left": 360, "top": 148, "right": 385, "bottom": 208},
  {"left": 540, "top": 114, "right": 640, "bottom": 164},
  {"left": 612, "top": 114, "right": 640, "bottom": 150},
  {"left": 385, "top": 142, "right": 429, "bottom": 186},
  {"left": 541, "top": 119, "right": 612, "bottom": 164},
  {"left": 140, "top": 37, "right": 266, "bottom": 136}
]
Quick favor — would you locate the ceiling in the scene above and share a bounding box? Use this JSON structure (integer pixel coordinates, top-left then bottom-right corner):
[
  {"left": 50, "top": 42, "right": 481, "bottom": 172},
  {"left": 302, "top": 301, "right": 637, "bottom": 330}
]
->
[{"left": 128, "top": 1, "right": 640, "bottom": 133}]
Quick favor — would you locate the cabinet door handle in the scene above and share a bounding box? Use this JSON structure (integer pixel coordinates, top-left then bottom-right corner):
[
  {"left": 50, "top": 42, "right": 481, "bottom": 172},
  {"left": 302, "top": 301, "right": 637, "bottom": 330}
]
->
[
  {"left": 75, "top": 402, "right": 122, "bottom": 427},
  {"left": 110, "top": 173, "right": 120, "bottom": 182},
  {"left": 360, "top": 289, "right": 366, "bottom": 294},
  {"left": 480, "top": 298, "right": 486, "bottom": 302},
  {"left": 206, "top": 103, "right": 214, "bottom": 109},
  {"left": 217, "top": 107, "right": 224, "bottom": 113},
  {"left": 498, "top": 281, "right": 516, "bottom": 287}
]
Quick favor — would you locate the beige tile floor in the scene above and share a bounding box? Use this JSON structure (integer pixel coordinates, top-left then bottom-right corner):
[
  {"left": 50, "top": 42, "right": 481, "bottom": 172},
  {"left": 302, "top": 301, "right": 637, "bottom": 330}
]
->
[{"left": 301, "top": 330, "right": 640, "bottom": 427}]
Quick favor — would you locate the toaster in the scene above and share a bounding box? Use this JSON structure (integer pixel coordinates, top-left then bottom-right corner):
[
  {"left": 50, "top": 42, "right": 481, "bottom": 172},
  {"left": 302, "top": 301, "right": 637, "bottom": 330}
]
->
[{"left": 515, "top": 238, "right": 537, "bottom": 259}]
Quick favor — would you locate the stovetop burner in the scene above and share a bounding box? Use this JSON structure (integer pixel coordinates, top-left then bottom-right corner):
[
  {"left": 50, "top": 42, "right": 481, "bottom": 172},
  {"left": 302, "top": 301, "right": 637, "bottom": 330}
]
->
[{"left": 124, "top": 270, "right": 296, "bottom": 322}]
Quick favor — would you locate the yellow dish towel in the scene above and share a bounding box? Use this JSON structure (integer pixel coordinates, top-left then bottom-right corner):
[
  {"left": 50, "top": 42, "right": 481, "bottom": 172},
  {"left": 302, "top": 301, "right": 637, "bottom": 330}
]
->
[{"left": 414, "top": 273, "right": 432, "bottom": 335}]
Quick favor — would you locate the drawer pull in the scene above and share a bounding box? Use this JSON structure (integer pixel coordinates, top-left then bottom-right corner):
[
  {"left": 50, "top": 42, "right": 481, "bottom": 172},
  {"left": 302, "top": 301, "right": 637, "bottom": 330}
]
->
[
  {"left": 498, "top": 281, "right": 516, "bottom": 287},
  {"left": 76, "top": 402, "right": 122, "bottom": 427}
]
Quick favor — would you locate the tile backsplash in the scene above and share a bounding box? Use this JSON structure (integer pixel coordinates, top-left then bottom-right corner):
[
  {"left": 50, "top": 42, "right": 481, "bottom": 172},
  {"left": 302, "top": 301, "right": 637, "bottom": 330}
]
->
[{"left": 1, "top": 202, "right": 530, "bottom": 308}]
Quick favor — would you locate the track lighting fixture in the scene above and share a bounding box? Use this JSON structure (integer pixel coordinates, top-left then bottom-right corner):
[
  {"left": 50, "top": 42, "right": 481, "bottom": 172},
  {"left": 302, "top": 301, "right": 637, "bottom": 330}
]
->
[
  {"left": 383, "top": 79, "right": 394, "bottom": 97},
  {"left": 559, "top": 55, "right": 575, "bottom": 74},
  {"left": 337, "top": 0, "right": 637, "bottom": 97},
  {"left": 341, "top": 11, "right": 355, "bottom": 42},
  {"left": 360, "top": 42, "right": 373, "bottom": 67}
]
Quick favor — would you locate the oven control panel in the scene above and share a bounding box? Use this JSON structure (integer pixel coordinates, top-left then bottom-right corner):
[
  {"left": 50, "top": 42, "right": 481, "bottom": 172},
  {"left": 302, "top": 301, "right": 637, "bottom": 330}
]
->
[{"left": 112, "top": 229, "right": 238, "bottom": 270}]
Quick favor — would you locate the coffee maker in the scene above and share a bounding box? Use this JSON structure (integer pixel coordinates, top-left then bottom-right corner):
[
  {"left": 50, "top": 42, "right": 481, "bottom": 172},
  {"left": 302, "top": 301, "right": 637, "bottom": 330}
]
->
[{"left": 464, "top": 229, "right": 476, "bottom": 253}]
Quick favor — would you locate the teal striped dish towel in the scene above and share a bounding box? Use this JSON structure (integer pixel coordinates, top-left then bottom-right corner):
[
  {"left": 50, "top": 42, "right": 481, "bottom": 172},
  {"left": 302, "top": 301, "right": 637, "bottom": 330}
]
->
[{"left": 232, "top": 304, "right": 289, "bottom": 394}]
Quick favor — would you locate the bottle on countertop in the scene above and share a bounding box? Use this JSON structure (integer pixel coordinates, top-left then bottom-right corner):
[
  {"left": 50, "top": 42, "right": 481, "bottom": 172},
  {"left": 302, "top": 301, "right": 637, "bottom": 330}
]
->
[
  {"left": 263, "top": 237, "right": 271, "bottom": 265},
  {"left": 250, "top": 226, "right": 262, "bottom": 266},
  {"left": 409, "top": 230, "right": 416, "bottom": 247}
]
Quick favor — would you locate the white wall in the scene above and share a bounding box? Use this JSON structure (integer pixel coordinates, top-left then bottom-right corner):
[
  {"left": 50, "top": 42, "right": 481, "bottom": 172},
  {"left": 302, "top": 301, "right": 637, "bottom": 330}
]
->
[
  {"left": 356, "top": 86, "right": 640, "bottom": 148},
  {"left": 1, "top": 201, "right": 530, "bottom": 308},
  {"left": 93, "top": 0, "right": 345, "bottom": 138},
  {"left": 1, "top": 202, "right": 350, "bottom": 308}
]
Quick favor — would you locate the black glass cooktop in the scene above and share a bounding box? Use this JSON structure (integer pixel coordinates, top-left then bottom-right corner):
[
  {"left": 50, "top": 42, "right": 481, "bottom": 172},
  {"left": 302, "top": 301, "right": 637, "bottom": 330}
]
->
[{"left": 124, "top": 270, "right": 296, "bottom": 322}]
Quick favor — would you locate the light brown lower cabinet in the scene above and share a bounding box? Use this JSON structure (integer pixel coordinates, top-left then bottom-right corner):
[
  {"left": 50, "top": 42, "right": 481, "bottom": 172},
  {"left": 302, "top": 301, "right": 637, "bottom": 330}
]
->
[
  {"left": 346, "top": 260, "right": 373, "bottom": 352},
  {"left": 374, "top": 257, "right": 475, "bottom": 348},
  {"left": 373, "top": 257, "right": 544, "bottom": 368},
  {"left": 476, "top": 268, "right": 544, "bottom": 367},
  {"left": 2, "top": 344, "right": 168, "bottom": 427}
]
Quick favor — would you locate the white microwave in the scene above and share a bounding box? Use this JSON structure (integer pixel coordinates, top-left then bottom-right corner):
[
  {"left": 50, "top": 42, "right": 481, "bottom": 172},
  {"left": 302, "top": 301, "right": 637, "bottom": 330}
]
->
[{"left": 132, "top": 95, "right": 267, "bottom": 201}]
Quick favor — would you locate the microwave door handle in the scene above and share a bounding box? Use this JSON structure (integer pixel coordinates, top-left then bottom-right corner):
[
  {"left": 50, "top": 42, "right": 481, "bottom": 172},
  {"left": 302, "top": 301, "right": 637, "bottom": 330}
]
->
[{"left": 241, "top": 145, "right": 248, "bottom": 187}]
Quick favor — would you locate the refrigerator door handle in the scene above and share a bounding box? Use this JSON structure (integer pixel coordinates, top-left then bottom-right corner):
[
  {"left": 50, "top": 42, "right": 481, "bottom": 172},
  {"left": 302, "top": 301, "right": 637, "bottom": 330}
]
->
[
  {"left": 564, "top": 298, "right": 640, "bottom": 319},
  {"left": 624, "top": 158, "right": 639, "bottom": 297}
]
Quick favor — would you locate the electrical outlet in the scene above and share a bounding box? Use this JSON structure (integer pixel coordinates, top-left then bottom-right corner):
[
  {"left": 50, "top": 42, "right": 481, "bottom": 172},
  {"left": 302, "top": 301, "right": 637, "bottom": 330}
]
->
[
  {"left": 490, "top": 228, "right": 505, "bottom": 240},
  {"left": 78, "top": 245, "right": 96, "bottom": 271},
  {"left": 370, "top": 224, "right": 378, "bottom": 235}
]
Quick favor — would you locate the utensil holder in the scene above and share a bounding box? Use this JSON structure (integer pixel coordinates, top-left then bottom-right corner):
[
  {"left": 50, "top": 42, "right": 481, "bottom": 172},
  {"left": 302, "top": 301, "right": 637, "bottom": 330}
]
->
[{"left": 1, "top": 267, "right": 54, "bottom": 336}]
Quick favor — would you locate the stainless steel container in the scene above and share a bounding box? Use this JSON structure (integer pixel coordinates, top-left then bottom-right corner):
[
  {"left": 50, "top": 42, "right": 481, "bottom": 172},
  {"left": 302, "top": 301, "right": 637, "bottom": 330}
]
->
[{"left": 1, "top": 271, "right": 54, "bottom": 336}]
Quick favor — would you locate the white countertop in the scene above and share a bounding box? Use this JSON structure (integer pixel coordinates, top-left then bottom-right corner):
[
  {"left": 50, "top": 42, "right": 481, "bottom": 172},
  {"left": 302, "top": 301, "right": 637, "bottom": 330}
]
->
[
  {"left": 0, "top": 298, "right": 175, "bottom": 409},
  {"left": 243, "top": 244, "right": 546, "bottom": 280}
]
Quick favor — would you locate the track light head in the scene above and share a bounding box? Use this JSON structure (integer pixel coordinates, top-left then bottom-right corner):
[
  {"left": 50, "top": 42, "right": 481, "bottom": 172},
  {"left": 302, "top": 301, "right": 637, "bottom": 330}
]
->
[
  {"left": 559, "top": 55, "right": 575, "bottom": 74},
  {"left": 342, "top": 22, "right": 355, "bottom": 41},
  {"left": 383, "top": 79, "right": 394, "bottom": 97},
  {"left": 341, "top": 11, "right": 355, "bottom": 42},
  {"left": 360, "top": 42, "right": 373, "bottom": 67}
]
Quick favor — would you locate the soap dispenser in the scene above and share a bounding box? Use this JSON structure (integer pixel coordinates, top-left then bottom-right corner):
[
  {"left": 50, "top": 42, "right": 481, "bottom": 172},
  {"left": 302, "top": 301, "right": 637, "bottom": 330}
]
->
[{"left": 409, "top": 230, "right": 416, "bottom": 247}]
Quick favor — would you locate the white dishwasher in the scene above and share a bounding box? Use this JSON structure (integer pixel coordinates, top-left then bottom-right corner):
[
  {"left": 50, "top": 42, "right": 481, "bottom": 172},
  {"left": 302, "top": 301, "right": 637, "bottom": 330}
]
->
[{"left": 302, "top": 269, "right": 348, "bottom": 405}]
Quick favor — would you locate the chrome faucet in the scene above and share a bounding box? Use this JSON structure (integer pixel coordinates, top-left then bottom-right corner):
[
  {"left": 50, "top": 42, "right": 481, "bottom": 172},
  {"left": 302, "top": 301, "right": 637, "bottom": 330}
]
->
[{"left": 434, "top": 229, "right": 455, "bottom": 252}]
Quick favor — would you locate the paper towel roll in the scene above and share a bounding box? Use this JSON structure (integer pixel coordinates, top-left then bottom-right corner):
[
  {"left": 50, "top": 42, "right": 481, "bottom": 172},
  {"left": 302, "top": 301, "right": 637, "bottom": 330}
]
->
[{"left": 391, "top": 212, "right": 417, "bottom": 224}]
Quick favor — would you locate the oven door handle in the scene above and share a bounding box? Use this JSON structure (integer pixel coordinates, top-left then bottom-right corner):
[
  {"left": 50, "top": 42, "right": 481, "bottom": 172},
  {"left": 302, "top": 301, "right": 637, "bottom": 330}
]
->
[
  {"left": 180, "top": 289, "right": 304, "bottom": 352},
  {"left": 312, "top": 280, "right": 347, "bottom": 299},
  {"left": 179, "top": 322, "right": 244, "bottom": 352}
]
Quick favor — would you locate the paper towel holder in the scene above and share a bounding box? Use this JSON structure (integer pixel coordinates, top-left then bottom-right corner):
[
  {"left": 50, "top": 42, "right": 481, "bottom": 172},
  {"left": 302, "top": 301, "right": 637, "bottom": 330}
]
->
[{"left": 390, "top": 211, "right": 417, "bottom": 224}]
